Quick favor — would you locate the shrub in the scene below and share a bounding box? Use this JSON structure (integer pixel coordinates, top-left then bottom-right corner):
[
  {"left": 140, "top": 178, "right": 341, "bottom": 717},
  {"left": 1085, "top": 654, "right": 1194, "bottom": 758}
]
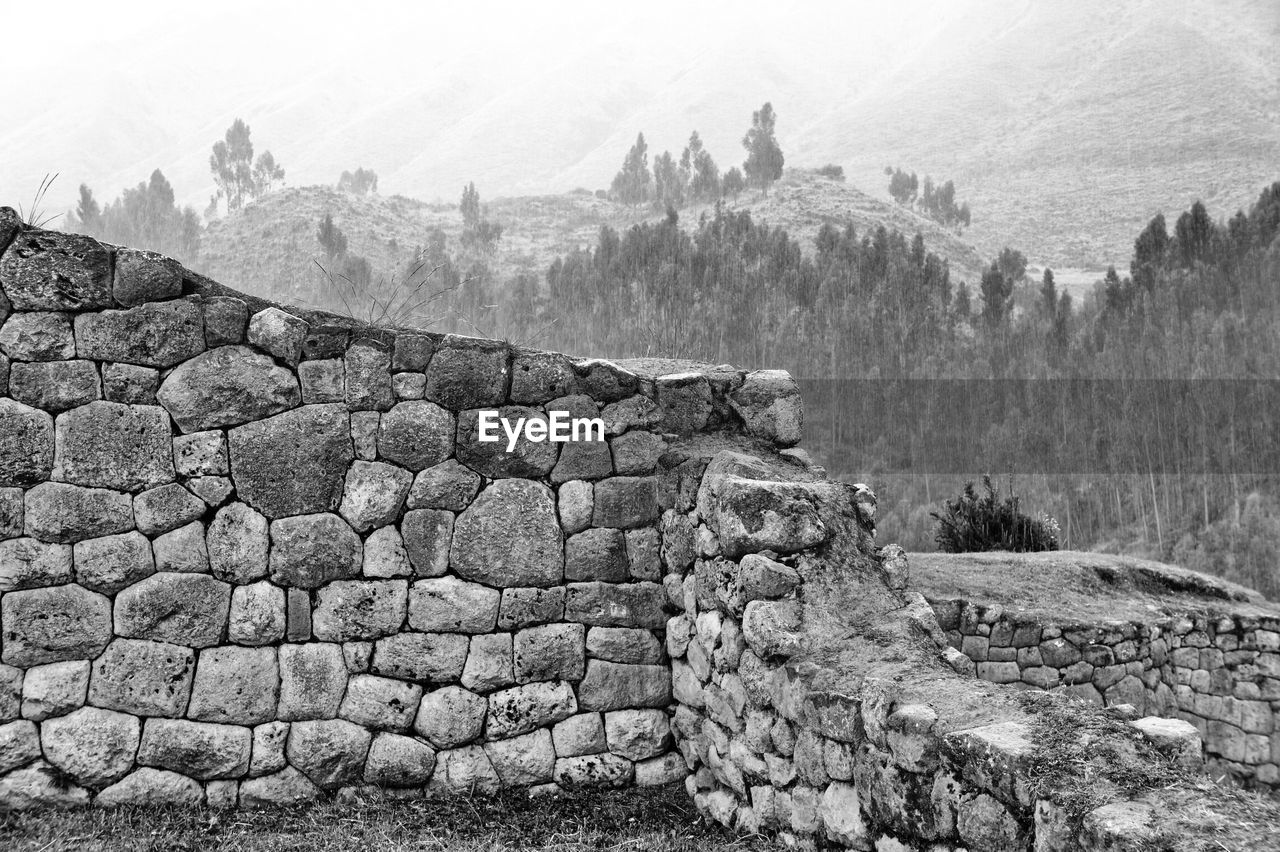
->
[
  {"left": 931, "top": 476, "right": 1060, "bottom": 553},
  {"left": 817, "top": 164, "right": 845, "bottom": 181}
]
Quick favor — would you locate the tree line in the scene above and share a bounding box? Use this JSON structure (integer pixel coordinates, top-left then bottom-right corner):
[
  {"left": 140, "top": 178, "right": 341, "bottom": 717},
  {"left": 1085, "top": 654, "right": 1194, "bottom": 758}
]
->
[{"left": 886, "top": 166, "right": 971, "bottom": 230}]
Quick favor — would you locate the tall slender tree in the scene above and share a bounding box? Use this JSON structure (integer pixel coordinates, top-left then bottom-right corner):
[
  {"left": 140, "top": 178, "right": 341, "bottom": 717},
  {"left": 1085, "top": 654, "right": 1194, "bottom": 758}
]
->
[{"left": 742, "top": 102, "right": 784, "bottom": 195}]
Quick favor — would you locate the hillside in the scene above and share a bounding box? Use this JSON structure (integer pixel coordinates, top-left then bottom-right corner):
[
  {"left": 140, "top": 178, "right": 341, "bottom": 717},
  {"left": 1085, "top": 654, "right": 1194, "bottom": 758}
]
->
[{"left": 193, "top": 170, "right": 987, "bottom": 321}]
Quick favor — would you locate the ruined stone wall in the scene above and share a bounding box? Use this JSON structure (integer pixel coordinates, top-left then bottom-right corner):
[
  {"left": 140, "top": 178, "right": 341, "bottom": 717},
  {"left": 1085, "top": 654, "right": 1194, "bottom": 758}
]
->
[
  {"left": 0, "top": 208, "right": 803, "bottom": 809},
  {"left": 932, "top": 600, "right": 1280, "bottom": 789}
]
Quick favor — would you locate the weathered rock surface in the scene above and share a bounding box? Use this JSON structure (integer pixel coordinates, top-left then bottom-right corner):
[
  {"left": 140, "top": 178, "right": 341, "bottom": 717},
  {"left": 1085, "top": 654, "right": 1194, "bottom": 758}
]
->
[
  {"left": 0, "top": 719, "right": 41, "bottom": 774},
  {"left": 401, "top": 509, "right": 452, "bottom": 577},
  {"left": 23, "top": 481, "right": 133, "bottom": 543},
  {"left": 577, "top": 661, "right": 672, "bottom": 711},
  {"left": 565, "top": 527, "right": 629, "bottom": 582},
  {"left": 277, "top": 643, "right": 347, "bottom": 721},
  {"left": 513, "top": 623, "right": 585, "bottom": 683},
  {"left": 364, "top": 732, "right": 436, "bottom": 786},
  {"left": 0, "top": 311, "right": 75, "bottom": 360},
  {"left": 287, "top": 719, "right": 373, "bottom": 788},
  {"left": 406, "top": 459, "right": 481, "bottom": 510},
  {"left": 338, "top": 461, "right": 412, "bottom": 532},
  {"left": 730, "top": 370, "right": 802, "bottom": 447},
  {"left": 19, "top": 660, "right": 89, "bottom": 721},
  {"left": 592, "top": 477, "right": 659, "bottom": 529},
  {"left": 75, "top": 300, "right": 205, "bottom": 368},
  {"left": 371, "top": 632, "right": 469, "bottom": 683},
  {"left": 229, "top": 581, "right": 286, "bottom": 645},
  {"left": 249, "top": 721, "right": 289, "bottom": 776},
  {"left": 0, "top": 760, "right": 91, "bottom": 809},
  {"left": 1, "top": 536, "right": 73, "bottom": 591},
  {"left": 413, "top": 686, "right": 487, "bottom": 748},
  {"left": 113, "top": 572, "right": 231, "bottom": 647},
  {"left": 101, "top": 362, "right": 158, "bottom": 405},
  {"left": 486, "top": 681, "right": 577, "bottom": 739},
  {"left": 208, "top": 502, "right": 269, "bottom": 583},
  {"left": 172, "top": 430, "right": 228, "bottom": 477},
  {"left": 157, "top": 345, "right": 299, "bottom": 432},
  {"left": 455, "top": 406, "right": 560, "bottom": 478},
  {"left": 498, "top": 587, "right": 566, "bottom": 630},
  {"left": 461, "top": 633, "right": 515, "bottom": 692},
  {"left": 52, "top": 401, "right": 174, "bottom": 491},
  {"left": 152, "top": 521, "right": 210, "bottom": 573},
  {"left": 424, "top": 336, "right": 508, "bottom": 410},
  {"left": 247, "top": 307, "right": 307, "bottom": 365},
  {"left": 553, "top": 753, "right": 633, "bottom": 787},
  {"left": 95, "top": 767, "right": 203, "bottom": 807},
  {"left": 239, "top": 766, "right": 322, "bottom": 807},
  {"left": 604, "top": 708, "right": 670, "bottom": 760},
  {"left": 133, "top": 482, "right": 205, "bottom": 535},
  {"left": 229, "top": 404, "right": 352, "bottom": 518},
  {"left": 558, "top": 480, "right": 593, "bottom": 534},
  {"left": 269, "top": 513, "right": 362, "bottom": 588},
  {"left": 112, "top": 248, "right": 184, "bottom": 307},
  {"left": 409, "top": 576, "right": 500, "bottom": 633},
  {"left": 0, "top": 398, "right": 54, "bottom": 487},
  {"left": 564, "top": 582, "right": 668, "bottom": 629},
  {"left": 138, "top": 718, "right": 251, "bottom": 780},
  {"left": 451, "top": 479, "right": 563, "bottom": 587},
  {"left": 344, "top": 339, "right": 394, "bottom": 411},
  {"left": 552, "top": 713, "right": 607, "bottom": 757},
  {"left": 510, "top": 351, "right": 578, "bottom": 404},
  {"left": 313, "top": 580, "right": 409, "bottom": 641},
  {"left": 429, "top": 744, "right": 500, "bottom": 794},
  {"left": 339, "top": 674, "right": 422, "bottom": 732},
  {"left": 41, "top": 706, "right": 141, "bottom": 788},
  {"left": 299, "top": 358, "right": 343, "bottom": 403},
  {"left": 88, "top": 639, "right": 194, "bottom": 717},
  {"left": 362, "top": 525, "right": 412, "bottom": 578},
  {"left": 0, "top": 230, "right": 112, "bottom": 311},
  {"left": 8, "top": 359, "right": 102, "bottom": 411},
  {"left": 1, "top": 584, "right": 112, "bottom": 666},
  {"left": 586, "top": 627, "right": 664, "bottom": 665},
  {"left": 377, "top": 400, "right": 455, "bottom": 472},
  {"left": 485, "top": 728, "right": 555, "bottom": 785},
  {"left": 188, "top": 646, "right": 279, "bottom": 724}
]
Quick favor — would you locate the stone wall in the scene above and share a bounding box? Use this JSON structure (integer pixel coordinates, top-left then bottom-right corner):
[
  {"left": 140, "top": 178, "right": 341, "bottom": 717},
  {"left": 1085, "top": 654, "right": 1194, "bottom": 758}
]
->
[
  {"left": 932, "top": 600, "right": 1280, "bottom": 789},
  {"left": 0, "top": 208, "right": 802, "bottom": 809}
]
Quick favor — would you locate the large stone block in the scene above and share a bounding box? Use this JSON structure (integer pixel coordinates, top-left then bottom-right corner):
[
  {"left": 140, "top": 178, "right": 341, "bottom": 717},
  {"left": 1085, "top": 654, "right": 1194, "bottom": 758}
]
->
[
  {"left": 8, "top": 359, "right": 102, "bottom": 411},
  {"left": 703, "top": 477, "right": 829, "bottom": 558},
  {"left": 20, "top": 660, "right": 89, "bottom": 721},
  {"left": 564, "top": 582, "right": 668, "bottom": 629},
  {"left": 202, "top": 296, "right": 248, "bottom": 346},
  {"left": 298, "top": 358, "right": 343, "bottom": 404},
  {"left": 269, "top": 513, "right": 362, "bottom": 588},
  {"left": 377, "top": 401, "right": 456, "bottom": 472},
  {"left": 278, "top": 643, "right": 347, "bottom": 721},
  {"left": 157, "top": 345, "right": 300, "bottom": 432},
  {"left": 239, "top": 766, "right": 322, "bottom": 807},
  {"left": 362, "top": 525, "right": 412, "bottom": 578},
  {"left": 364, "top": 731, "right": 436, "bottom": 786},
  {"left": 1, "top": 536, "right": 73, "bottom": 591},
  {"left": 371, "top": 633, "right": 469, "bottom": 683},
  {"left": 95, "top": 767, "right": 204, "bottom": 807},
  {"left": 429, "top": 744, "right": 500, "bottom": 794},
  {"left": 451, "top": 479, "right": 563, "bottom": 588},
  {"left": 0, "top": 487, "right": 21, "bottom": 540},
  {"left": 229, "top": 581, "right": 286, "bottom": 645},
  {"left": 134, "top": 482, "right": 205, "bottom": 536},
  {"left": 0, "top": 759, "right": 92, "bottom": 809},
  {"left": 138, "top": 718, "right": 251, "bottom": 780},
  {"left": 424, "top": 335, "right": 508, "bottom": 410},
  {"left": 510, "top": 350, "right": 578, "bottom": 404},
  {"left": 0, "top": 230, "right": 111, "bottom": 310},
  {"left": 655, "top": 373, "right": 712, "bottom": 435},
  {"left": 576, "top": 661, "right": 672, "bottom": 711},
  {"left": 513, "top": 623, "right": 585, "bottom": 683},
  {"left": 486, "top": 681, "right": 577, "bottom": 739},
  {"left": 565, "top": 528, "right": 629, "bottom": 582},
  {"left": 0, "top": 719, "right": 43, "bottom": 774},
  {"left": 112, "top": 248, "right": 183, "bottom": 306},
  {"left": 41, "top": 706, "right": 140, "bottom": 788},
  {"left": 401, "top": 509, "right": 452, "bottom": 577},
  {"left": 592, "top": 477, "right": 660, "bottom": 529},
  {"left": 339, "top": 461, "right": 412, "bottom": 532},
  {"left": 0, "top": 311, "right": 75, "bottom": 360},
  {"left": 604, "top": 708, "right": 670, "bottom": 761},
  {"left": 461, "top": 633, "right": 515, "bottom": 693},
  {"left": 287, "top": 719, "right": 373, "bottom": 788},
  {"left": 172, "top": 430, "right": 228, "bottom": 477},
  {"left": 113, "top": 572, "right": 231, "bottom": 647},
  {"left": 1, "top": 584, "right": 112, "bottom": 666},
  {"left": 88, "top": 639, "right": 194, "bottom": 717},
  {"left": 485, "top": 728, "right": 555, "bottom": 785},
  {"left": 23, "top": 481, "right": 133, "bottom": 543},
  {"left": 455, "top": 406, "right": 560, "bottom": 478},
  {"left": 730, "top": 370, "right": 802, "bottom": 446},
  {"left": 498, "top": 587, "right": 566, "bottom": 630},
  {"left": 552, "top": 712, "right": 607, "bottom": 757},
  {"left": 344, "top": 339, "right": 395, "bottom": 411},
  {"left": 229, "top": 404, "right": 353, "bottom": 518},
  {"left": 408, "top": 576, "right": 499, "bottom": 633},
  {"left": 249, "top": 720, "right": 289, "bottom": 777},
  {"left": 339, "top": 674, "right": 422, "bottom": 732},
  {"left": 407, "top": 459, "right": 481, "bottom": 510},
  {"left": 0, "top": 398, "right": 53, "bottom": 487},
  {"left": 586, "top": 627, "right": 664, "bottom": 665},
  {"left": 547, "top": 395, "right": 612, "bottom": 483},
  {"left": 52, "top": 401, "right": 174, "bottom": 491},
  {"left": 0, "top": 664, "right": 22, "bottom": 725},
  {"left": 208, "top": 502, "right": 270, "bottom": 584},
  {"left": 313, "top": 580, "right": 408, "bottom": 641},
  {"left": 392, "top": 333, "right": 436, "bottom": 372},
  {"left": 557, "top": 480, "right": 593, "bottom": 534},
  {"left": 574, "top": 359, "right": 639, "bottom": 404},
  {"left": 247, "top": 307, "right": 307, "bottom": 365},
  {"left": 188, "top": 646, "right": 279, "bottom": 724},
  {"left": 553, "top": 753, "right": 633, "bottom": 787},
  {"left": 152, "top": 521, "right": 210, "bottom": 573},
  {"left": 101, "top": 362, "right": 158, "bottom": 405},
  {"left": 414, "top": 686, "right": 487, "bottom": 748},
  {"left": 74, "top": 300, "right": 205, "bottom": 368}
]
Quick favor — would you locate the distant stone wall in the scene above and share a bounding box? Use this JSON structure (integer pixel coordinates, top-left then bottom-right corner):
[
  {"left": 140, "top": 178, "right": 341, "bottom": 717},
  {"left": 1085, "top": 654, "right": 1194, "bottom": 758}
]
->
[
  {"left": 0, "top": 208, "right": 803, "bottom": 809},
  {"left": 931, "top": 599, "right": 1280, "bottom": 789}
]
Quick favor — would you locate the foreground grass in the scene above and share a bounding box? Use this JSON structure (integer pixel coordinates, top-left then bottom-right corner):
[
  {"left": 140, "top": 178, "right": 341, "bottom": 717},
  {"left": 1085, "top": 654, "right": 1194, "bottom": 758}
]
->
[{"left": 0, "top": 783, "right": 783, "bottom": 852}]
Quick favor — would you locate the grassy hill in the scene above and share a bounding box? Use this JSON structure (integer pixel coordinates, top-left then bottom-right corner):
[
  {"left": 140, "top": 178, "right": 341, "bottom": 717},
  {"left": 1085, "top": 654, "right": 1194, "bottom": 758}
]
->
[{"left": 193, "top": 170, "right": 988, "bottom": 324}]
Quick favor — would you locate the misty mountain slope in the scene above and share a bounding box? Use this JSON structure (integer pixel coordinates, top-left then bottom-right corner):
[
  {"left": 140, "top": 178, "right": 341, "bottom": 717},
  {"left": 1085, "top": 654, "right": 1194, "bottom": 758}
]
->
[{"left": 194, "top": 171, "right": 986, "bottom": 319}]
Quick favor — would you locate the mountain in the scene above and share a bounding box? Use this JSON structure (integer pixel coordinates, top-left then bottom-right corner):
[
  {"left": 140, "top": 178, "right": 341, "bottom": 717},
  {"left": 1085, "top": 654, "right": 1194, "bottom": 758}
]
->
[{"left": 2, "top": 0, "right": 1275, "bottom": 270}]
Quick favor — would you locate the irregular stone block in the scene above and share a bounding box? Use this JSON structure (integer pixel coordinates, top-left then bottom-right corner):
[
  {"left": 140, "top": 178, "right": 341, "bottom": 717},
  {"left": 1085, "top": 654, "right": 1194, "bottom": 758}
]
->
[
  {"left": 364, "top": 731, "right": 436, "bottom": 786},
  {"left": 1, "top": 584, "right": 112, "bottom": 666},
  {"left": 552, "top": 713, "right": 607, "bottom": 757},
  {"left": 173, "top": 430, "right": 228, "bottom": 477},
  {"left": 0, "top": 759, "right": 91, "bottom": 809},
  {"left": 187, "top": 475, "right": 232, "bottom": 507},
  {"left": 229, "top": 404, "right": 352, "bottom": 518},
  {"left": 229, "top": 581, "right": 286, "bottom": 646},
  {"left": 592, "top": 477, "right": 659, "bottom": 529},
  {"left": 345, "top": 339, "right": 394, "bottom": 411},
  {"left": 408, "top": 576, "right": 499, "bottom": 633},
  {"left": 0, "top": 230, "right": 111, "bottom": 310},
  {"left": 299, "top": 358, "right": 344, "bottom": 404},
  {"left": 95, "top": 767, "right": 204, "bottom": 807},
  {"left": 250, "top": 721, "right": 289, "bottom": 777},
  {"left": 624, "top": 527, "right": 661, "bottom": 581},
  {"left": 20, "top": 660, "right": 89, "bottom": 721},
  {"left": 565, "top": 528, "right": 629, "bottom": 582},
  {"left": 414, "top": 685, "right": 486, "bottom": 748},
  {"left": 738, "top": 553, "right": 801, "bottom": 601},
  {"left": 586, "top": 627, "right": 663, "bottom": 664},
  {"left": 557, "top": 480, "right": 593, "bottom": 534},
  {"left": 239, "top": 765, "right": 321, "bottom": 807},
  {"left": 485, "top": 728, "right": 555, "bottom": 785},
  {"left": 429, "top": 744, "right": 500, "bottom": 794},
  {"left": 0, "top": 487, "right": 21, "bottom": 540},
  {"left": 635, "top": 752, "right": 688, "bottom": 786},
  {"left": 513, "top": 623, "right": 585, "bottom": 683},
  {"left": 287, "top": 719, "right": 372, "bottom": 789},
  {"left": 9, "top": 359, "right": 101, "bottom": 411},
  {"left": 406, "top": 459, "right": 481, "bottom": 511},
  {"left": 547, "top": 395, "right": 611, "bottom": 483},
  {"left": 391, "top": 333, "right": 436, "bottom": 372},
  {"left": 655, "top": 373, "right": 712, "bottom": 434},
  {"left": 498, "top": 587, "right": 566, "bottom": 630},
  {"left": 574, "top": 359, "right": 638, "bottom": 403},
  {"left": 158, "top": 345, "right": 300, "bottom": 432},
  {"left": 577, "top": 661, "right": 672, "bottom": 711},
  {"left": 375, "top": 400, "right": 455, "bottom": 473},
  {"left": 486, "top": 681, "right": 577, "bottom": 739},
  {"left": 363, "top": 525, "right": 411, "bottom": 578},
  {"left": 553, "top": 753, "right": 633, "bottom": 787},
  {"left": 248, "top": 307, "right": 307, "bottom": 365},
  {"left": 730, "top": 370, "right": 802, "bottom": 447},
  {"left": 371, "top": 633, "right": 469, "bottom": 683},
  {"left": 313, "top": 580, "right": 408, "bottom": 641},
  {"left": 114, "top": 572, "right": 230, "bottom": 647},
  {"left": 456, "top": 406, "right": 560, "bottom": 478},
  {"left": 819, "top": 781, "right": 869, "bottom": 847},
  {"left": 350, "top": 410, "right": 379, "bottom": 460},
  {"left": 510, "top": 350, "right": 578, "bottom": 404},
  {"left": 41, "top": 706, "right": 140, "bottom": 788},
  {"left": 0, "top": 664, "right": 22, "bottom": 721},
  {"left": 88, "top": 639, "right": 194, "bottom": 717},
  {"left": 286, "top": 588, "right": 311, "bottom": 641},
  {"left": 460, "top": 633, "right": 515, "bottom": 693},
  {"left": 600, "top": 395, "right": 661, "bottom": 436},
  {"left": 277, "top": 643, "right": 346, "bottom": 721},
  {"left": 339, "top": 674, "right": 422, "bottom": 732},
  {"left": 138, "top": 718, "right": 251, "bottom": 780},
  {"left": 0, "top": 720, "right": 42, "bottom": 774},
  {"left": 339, "top": 461, "right": 412, "bottom": 532},
  {"left": 1, "top": 536, "right": 73, "bottom": 591},
  {"left": 401, "top": 509, "right": 452, "bottom": 577},
  {"left": 605, "top": 708, "right": 670, "bottom": 761},
  {"left": 0, "top": 310, "right": 74, "bottom": 360},
  {"left": 152, "top": 521, "right": 210, "bottom": 573},
  {"left": 0, "top": 399, "right": 54, "bottom": 487},
  {"left": 392, "top": 372, "right": 426, "bottom": 400},
  {"left": 189, "top": 646, "right": 279, "bottom": 725},
  {"left": 451, "top": 479, "right": 563, "bottom": 588},
  {"left": 52, "top": 401, "right": 174, "bottom": 491},
  {"left": 564, "top": 582, "right": 668, "bottom": 629},
  {"left": 134, "top": 483, "right": 204, "bottom": 536},
  {"left": 425, "top": 335, "right": 508, "bottom": 410},
  {"left": 1129, "top": 716, "right": 1203, "bottom": 769},
  {"left": 704, "top": 477, "right": 829, "bottom": 558},
  {"left": 101, "top": 362, "right": 158, "bottom": 405},
  {"left": 203, "top": 296, "right": 248, "bottom": 346},
  {"left": 113, "top": 248, "right": 183, "bottom": 306},
  {"left": 301, "top": 325, "right": 347, "bottom": 360},
  {"left": 74, "top": 300, "right": 204, "bottom": 368},
  {"left": 269, "top": 513, "right": 362, "bottom": 588},
  {"left": 207, "top": 502, "right": 269, "bottom": 583}
]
